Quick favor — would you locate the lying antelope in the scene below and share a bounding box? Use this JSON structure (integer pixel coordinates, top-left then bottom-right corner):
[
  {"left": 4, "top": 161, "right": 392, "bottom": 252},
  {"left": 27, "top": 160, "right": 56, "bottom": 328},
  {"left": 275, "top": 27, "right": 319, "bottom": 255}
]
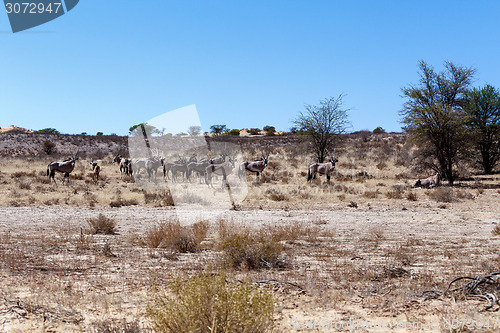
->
[
  {"left": 307, "top": 150, "right": 338, "bottom": 185},
  {"left": 414, "top": 173, "right": 441, "bottom": 188},
  {"left": 90, "top": 160, "right": 101, "bottom": 181},
  {"left": 47, "top": 153, "right": 79, "bottom": 184},
  {"left": 238, "top": 151, "right": 269, "bottom": 181}
]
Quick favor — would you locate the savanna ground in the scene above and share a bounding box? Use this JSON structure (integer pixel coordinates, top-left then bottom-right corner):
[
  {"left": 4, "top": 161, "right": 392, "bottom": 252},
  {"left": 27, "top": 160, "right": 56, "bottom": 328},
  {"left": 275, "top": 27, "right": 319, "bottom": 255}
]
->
[{"left": 0, "top": 132, "right": 499, "bottom": 332}]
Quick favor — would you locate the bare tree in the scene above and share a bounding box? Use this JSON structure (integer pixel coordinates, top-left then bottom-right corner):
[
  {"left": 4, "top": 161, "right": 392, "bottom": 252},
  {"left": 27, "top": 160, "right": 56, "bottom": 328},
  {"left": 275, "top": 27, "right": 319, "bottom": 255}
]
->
[
  {"left": 400, "top": 60, "right": 476, "bottom": 184},
  {"left": 294, "top": 95, "right": 350, "bottom": 162},
  {"left": 188, "top": 126, "right": 202, "bottom": 136}
]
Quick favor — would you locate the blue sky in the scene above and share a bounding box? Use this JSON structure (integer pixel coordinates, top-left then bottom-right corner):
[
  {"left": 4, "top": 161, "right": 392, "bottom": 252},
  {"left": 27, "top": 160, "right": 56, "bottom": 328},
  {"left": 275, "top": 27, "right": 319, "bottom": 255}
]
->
[{"left": 1, "top": 1, "right": 499, "bottom": 135}]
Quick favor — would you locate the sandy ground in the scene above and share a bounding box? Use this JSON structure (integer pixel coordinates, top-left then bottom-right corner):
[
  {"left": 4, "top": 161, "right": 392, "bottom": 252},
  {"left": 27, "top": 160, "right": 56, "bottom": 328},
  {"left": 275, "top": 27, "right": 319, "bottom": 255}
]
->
[{"left": 1, "top": 195, "right": 499, "bottom": 332}]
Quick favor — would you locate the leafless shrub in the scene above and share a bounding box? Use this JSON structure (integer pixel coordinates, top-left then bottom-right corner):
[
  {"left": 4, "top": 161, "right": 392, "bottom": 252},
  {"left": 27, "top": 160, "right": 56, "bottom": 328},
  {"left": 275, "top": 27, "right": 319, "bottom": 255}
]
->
[
  {"left": 363, "top": 190, "right": 379, "bottom": 199},
  {"left": 87, "top": 214, "right": 117, "bottom": 234},
  {"left": 109, "top": 198, "right": 139, "bottom": 207},
  {"left": 18, "top": 181, "right": 31, "bottom": 190},
  {"left": 492, "top": 225, "right": 500, "bottom": 236},
  {"left": 385, "top": 189, "right": 403, "bottom": 199},
  {"left": 92, "top": 319, "right": 143, "bottom": 333},
  {"left": 265, "top": 188, "right": 288, "bottom": 201},
  {"left": 427, "top": 188, "right": 453, "bottom": 203},
  {"left": 43, "top": 140, "right": 56, "bottom": 155},
  {"left": 143, "top": 190, "right": 174, "bottom": 206},
  {"left": 376, "top": 162, "right": 387, "bottom": 170},
  {"left": 140, "top": 220, "right": 207, "bottom": 252},
  {"left": 406, "top": 192, "right": 418, "bottom": 201}
]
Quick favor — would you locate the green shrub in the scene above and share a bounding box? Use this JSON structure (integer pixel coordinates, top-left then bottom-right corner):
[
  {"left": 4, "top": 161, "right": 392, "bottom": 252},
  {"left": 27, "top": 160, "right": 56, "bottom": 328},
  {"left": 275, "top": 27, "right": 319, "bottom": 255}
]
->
[
  {"left": 146, "top": 272, "right": 275, "bottom": 333},
  {"left": 228, "top": 129, "right": 240, "bottom": 136}
]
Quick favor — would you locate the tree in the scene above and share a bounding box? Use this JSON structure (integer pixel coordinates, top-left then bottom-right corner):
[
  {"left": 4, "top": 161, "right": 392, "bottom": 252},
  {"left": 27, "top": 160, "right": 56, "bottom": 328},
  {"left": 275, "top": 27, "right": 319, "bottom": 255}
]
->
[
  {"left": 129, "top": 123, "right": 159, "bottom": 136},
  {"left": 373, "top": 126, "right": 386, "bottom": 134},
  {"left": 247, "top": 128, "right": 261, "bottom": 135},
  {"left": 96, "top": 132, "right": 104, "bottom": 136},
  {"left": 38, "top": 128, "right": 59, "bottom": 134},
  {"left": 263, "top": 125, "right": 276, "bottom": 136},
  {"left": 463, "top": 84, "right": 500, "bottom": 174},
  {"left": 210, "top": 125, "right": 227, "bottom": 136},
  {"left": 400, "top": 60, "right": 476, "bottom": 184},
  {"left": 43, "top": 140, "right": 56, "bottom": 155},
  {"left": 294, "top": 95, "right": 350, "bottom": 162},
  {"left": 228, "top": 129, "right": 240, "bottom": 136},
  {"left": 188, "top": 125, "right": 202, "bottom": 136}
]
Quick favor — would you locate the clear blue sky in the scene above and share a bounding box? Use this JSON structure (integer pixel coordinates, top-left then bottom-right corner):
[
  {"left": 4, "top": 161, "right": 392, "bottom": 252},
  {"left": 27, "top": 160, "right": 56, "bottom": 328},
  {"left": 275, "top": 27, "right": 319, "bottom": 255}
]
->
[{"left": 1, "top": 1, "right": 499, "bottom": 135}]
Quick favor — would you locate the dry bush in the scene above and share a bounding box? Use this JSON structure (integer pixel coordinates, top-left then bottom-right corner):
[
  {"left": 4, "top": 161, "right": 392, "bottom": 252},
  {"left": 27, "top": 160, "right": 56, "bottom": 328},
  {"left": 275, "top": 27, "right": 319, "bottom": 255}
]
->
[
  {"left": 18, "top": 181, "right": 31, "bottom": 190},
  {"left": 261, "top": 221, "right": 325, "bottom": 243},
  {"left": 216, "top": 220, "right": 288, "bottom": 270},
  {"left": 109, "top": 198, "right": 139, "bottom": 207},
  {"left": 143, "top": 190, "right": 174, "bottom": 206},
  {"left": 427, "top": 187, "right": 454, "bottom": 202},
  {"left": 265, "top": 188, "right": 288, "bottom": 201},
  {"left": 146, "top": 272, "right": 274, "bottom": 333},
  {"left": 87, "top": 214, "right": 117, "bottom": 234},
  {"left": 406, "top": 192, "right": 418, "bottom": 201},
  {"left": 385, "top": 189, "right": 403, "bottom": 199},
  {"left": 454, "top": 189, "right": 474, "bottom": 200},
  {"left": 376, "top": 161, "right": 387, "bottom": 170},
  {"left": 492, "top": 225, "right": 500, "bottom": 236},
  {"left": 92, "top": 319, "right": 143, "bottom": 333},
  {"left": 140, "top": 220, "right": 207, "bottom": 252},
  {"left": 363, "top": 190, "right": 379, "bottom": 199}
]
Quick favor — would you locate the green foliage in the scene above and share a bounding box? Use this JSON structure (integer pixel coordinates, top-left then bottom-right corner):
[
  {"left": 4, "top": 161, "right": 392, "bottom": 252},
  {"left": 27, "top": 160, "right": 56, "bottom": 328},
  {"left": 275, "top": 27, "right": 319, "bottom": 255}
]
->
[
  {"left": 38, "top": 128, "right": 59, "bottom": 134},
  {"left": 210, "top": 124, "right": 228, "bottom": 135},
  {"left": 293, "top": 95, "right": 350, "bottom": 162},
  {"left": 247, "top": 128, "right": 261, "bottom": 135},
  {"left": 373, "top": 126, "right": 386, "bottom": 134},
  {"left": 264, "top": 125, "right": 276, "bottom": 136},
  {"left": 129, "top": 123, "right": 160, "bottom": 136},
  {"left": 146, "top": 272, "right": 275, "bottom": 333},
  {"left": 400, "top": 60, "right": 476, "bottom": 184},
  {"left": 96, "top": 132, "right": 104, "bottom": 136},
  {"left": 463, "top": 84, "right": 500, "bottom": 174},
  {"left": 228, "top": 129, "right": 240, "bottom": 136}
]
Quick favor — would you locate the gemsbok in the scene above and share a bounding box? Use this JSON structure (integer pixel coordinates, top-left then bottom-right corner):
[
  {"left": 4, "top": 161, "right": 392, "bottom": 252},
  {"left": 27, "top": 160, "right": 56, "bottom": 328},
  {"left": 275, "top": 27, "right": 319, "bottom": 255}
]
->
[
  {"left": 113, "top": 154, "right": 132, "bottom": 176},
  {"left": 414, "top": 172, "right": 441, "bottom": 188},
  {"left": 238, "top": 150, "right": 269, "bottom": 181},
  {"left": 205, "top": 155, "right": 235, "bottom": 188},
  {"left": 47, "top": 152, "right": 79, "bottom": 184},
  {"left": 90, "top": 160, "right": 101, "bottom": 182},
  {"left": 307, "top": 149, "right": 338, "bottom": 185}
]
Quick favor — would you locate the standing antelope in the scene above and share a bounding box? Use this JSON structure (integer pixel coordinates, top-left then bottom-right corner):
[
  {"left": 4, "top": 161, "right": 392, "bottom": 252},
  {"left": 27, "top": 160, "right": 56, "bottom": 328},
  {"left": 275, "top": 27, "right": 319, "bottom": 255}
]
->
[
  {"left": 90, "top": 160, "right": 101, "bottom": 182},
  {"left": 187, "top": 159, "right": 211, "bottom": 183},
  {"left": 205, "top": 155, "right": 235, "bottom": 188},
  {"left": 113, "top": 154, "right": 132, "bottom": 176},
  {"left": 307, "top": 150, "right": 338, "bottom": 185},
  {"left": 47, "top": 152, "right": 79, "bottom": 184},
  {"left": 238, "top": 151, "right": 269, "bottom": 181}
]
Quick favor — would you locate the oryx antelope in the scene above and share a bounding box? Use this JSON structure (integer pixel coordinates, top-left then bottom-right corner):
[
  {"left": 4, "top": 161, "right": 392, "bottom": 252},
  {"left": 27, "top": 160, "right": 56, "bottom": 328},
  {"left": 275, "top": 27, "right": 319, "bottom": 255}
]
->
[
  {"left": 307, "top": 150, "right": 338, "bottom": 185},
  {"left": 238, "top": 151, "right": 269, "bottom": 181},
  {"left": 113, "top": 154, "right": 132, "bottom": 176},
  {"left": 146, "top": 156, "right": 163, "bottom": 179},
  {"left": 47, "top": 153, "right": 79, "bottom": 184},
  {"left": 90, "top": 160, "right": 101, "bottom": 181},
  {"left": 414, "top": 173, "right": 441, "bottom": 188},
  {"left": 205, "top": 155, "right": 235, "bottom": 188},
  {"left": 187, "top": 160, "right": 211, "bottom": 183}
]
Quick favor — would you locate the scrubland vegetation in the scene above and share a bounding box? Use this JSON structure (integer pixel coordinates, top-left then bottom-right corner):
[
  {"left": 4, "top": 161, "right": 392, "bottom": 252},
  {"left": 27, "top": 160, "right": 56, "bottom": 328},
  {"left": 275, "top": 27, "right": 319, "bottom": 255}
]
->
[{"left": 0, "top": 131, "right": 499, "bottom": 332}]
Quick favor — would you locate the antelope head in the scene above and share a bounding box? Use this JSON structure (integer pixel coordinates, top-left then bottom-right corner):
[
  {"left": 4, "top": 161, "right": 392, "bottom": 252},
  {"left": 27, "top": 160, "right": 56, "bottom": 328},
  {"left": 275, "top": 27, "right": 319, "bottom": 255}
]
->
[{"left": 261, "top": 150, "right": 270, "bottom": 167}]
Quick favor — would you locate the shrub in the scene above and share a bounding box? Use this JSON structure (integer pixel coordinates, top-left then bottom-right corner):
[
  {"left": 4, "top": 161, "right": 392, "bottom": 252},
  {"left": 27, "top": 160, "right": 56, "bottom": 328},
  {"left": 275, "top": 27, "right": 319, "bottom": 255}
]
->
[
  {"left": 140, "top": 220, "right": 208, "bottom": 252},
  {"left": 248, "top": 128, "right": 261, "bottom": 135},
  {"left": 427, "top": 187, "right": 454, "bottom": 203},
  {"left": 144, "top": 190, "right": 174, "bottom": 206},
  {"left": 406, "top": 192, "right": 418, "bottom": 201},
  {"left": 109, "top": 198, "right": 138, "bottom": 207},
  {"left": 265, "top": 188, "right": 288, "bottom": 201},
  {"left": 146, "top": 272, "right": 275, "bottom": 333},
  {"left": 43, "top": 140, "right": 56, "bottom": 155},
  {"left": 373, "top": 126, "right": 386, "bottom": 134},
  {"left": 87, "top": 214, "right": 117, "bottom": 234},
  {"left": 227, "top": 129, "right": 240, "bottom": 136},
  {"left": 385, "top": 189, "right": 403, "bottom": 199},
  {"left": 492, "top": 225, "right": 500, "bottom": 236},
  {"left": 219, "top": 231, "right": 287, "bottom": 270}
]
